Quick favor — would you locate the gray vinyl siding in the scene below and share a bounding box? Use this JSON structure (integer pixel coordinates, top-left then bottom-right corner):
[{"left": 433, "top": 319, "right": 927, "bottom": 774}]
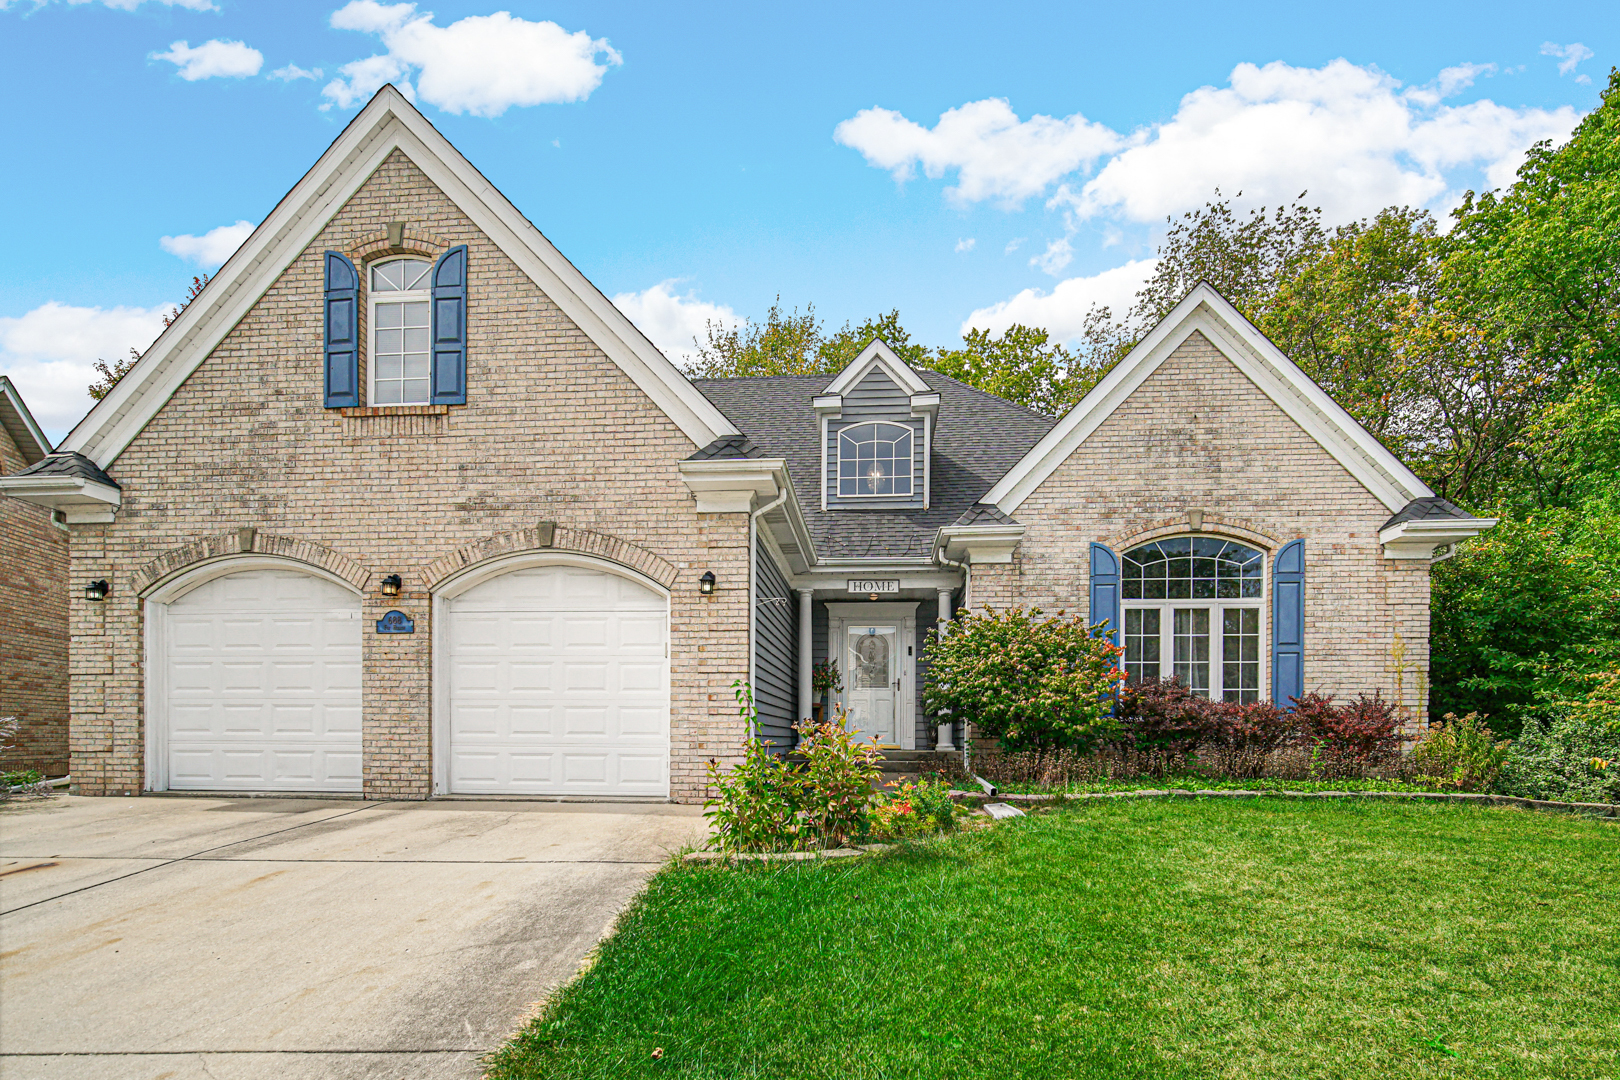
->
[
  {"left": 826, "top": 368, "right": 926, "bottom": 510},
  {"left": 914, "top": 614, "right": 936, "bottom": 748},
  {"left": 753, "top": 533, "right": 797, "bottom": 748}
]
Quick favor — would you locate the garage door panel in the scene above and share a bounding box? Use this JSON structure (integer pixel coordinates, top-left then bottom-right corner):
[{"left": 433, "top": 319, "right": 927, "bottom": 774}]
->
[
  {"left": 448, "top": 565, "right": 668, "bottom": 796},
  {"left": 165, "top": 569, "right": 362, "bottom": 792}
]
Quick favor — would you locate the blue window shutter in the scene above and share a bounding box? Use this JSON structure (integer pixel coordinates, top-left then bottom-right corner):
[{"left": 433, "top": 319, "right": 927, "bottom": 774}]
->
[
  {"left": 323, "top": 252, "right": 360, "bottom": 408},
  {"left": 1089, "top": 541, "right": 1120, "bottom": 645},
  {"left": 430, "top": 244, "right": 468, "bottom": 405},
  {"left": 1272, "top": 539, "right": 1306, "bottom": 707}
]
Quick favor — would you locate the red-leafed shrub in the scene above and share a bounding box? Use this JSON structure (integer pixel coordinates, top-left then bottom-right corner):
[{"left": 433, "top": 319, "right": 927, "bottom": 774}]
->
[
  {"left": 1294, "top": 691, "right": 1404, "bottom": 775},
  {"left": 1118, "top": 678, "right": 1211, "bottom": 760},
  {"left": 1200, "top": 699, "right": 1297, "bottom": 778}
]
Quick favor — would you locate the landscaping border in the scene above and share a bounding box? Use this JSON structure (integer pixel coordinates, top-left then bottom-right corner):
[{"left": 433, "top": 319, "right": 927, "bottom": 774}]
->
[{"left": 947, "top": 788, "right": 1620, "bottom": 817}]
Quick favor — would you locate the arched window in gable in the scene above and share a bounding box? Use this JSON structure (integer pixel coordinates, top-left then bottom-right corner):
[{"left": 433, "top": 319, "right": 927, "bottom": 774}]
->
[
  {"left": 1121, "top": 537, "right": 1265, "bottom": 702},
  {"left": 837, "top": 422, "right": 913, "bottom": 497}
]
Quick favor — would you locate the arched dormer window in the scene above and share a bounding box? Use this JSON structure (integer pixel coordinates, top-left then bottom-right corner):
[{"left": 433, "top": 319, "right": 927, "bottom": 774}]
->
[
  {"left": 1121, "top": 537, "right": 1264, "bottom": 702},
  {"left": 369, "top": 257, "right": 432, "bottom": 405},
  {"left": 838, "top": 422, "right": 913, "bottom": 497}
]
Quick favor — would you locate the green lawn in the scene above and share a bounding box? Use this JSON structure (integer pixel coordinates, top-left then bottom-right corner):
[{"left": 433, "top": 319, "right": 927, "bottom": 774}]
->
[
  {"left": 487, "top": 800, "right": 1620, "bottom": 1080},
  {"left": 976, "top": 775, "right": 1452, "bottom": 795}
]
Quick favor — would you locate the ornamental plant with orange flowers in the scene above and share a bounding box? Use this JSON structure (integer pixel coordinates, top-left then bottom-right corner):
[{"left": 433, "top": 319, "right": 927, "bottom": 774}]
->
[{"left": 923, "top": 607, "right": 1126, "bottom": 753}]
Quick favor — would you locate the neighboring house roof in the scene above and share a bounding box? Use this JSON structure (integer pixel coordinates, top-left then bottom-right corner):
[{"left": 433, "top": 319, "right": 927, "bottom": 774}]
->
[
  {"left": 694, "top": 371, "right": 1055, "bottom": 559},
  {"left": 1378, "top": 495, "right": 1475, "bottom": 531},
  {"left": 57, "top": 84, "right": 738, "bottom": 469},
  {"left": 0, "top": 377, "right": 52, "bottom": 466},
  {"left": 982, "top": 282, "right": 1438, "bottom": 516},
  {"left": 11, "top": 451, "right": 121, "bottom": 488}
]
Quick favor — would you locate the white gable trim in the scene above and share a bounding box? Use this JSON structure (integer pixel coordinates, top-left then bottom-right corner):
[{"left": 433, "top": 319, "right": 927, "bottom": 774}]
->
[
  {"left": 60, "top": 86, "right": 737, "bottom": 466},
  {"left": 823, "top": 339, "right": 933, "bottom": 397},
  {"left": 0, "top": 376, "right": 52, "bottom": 463},
  {"left": 983, "top": 283, "right": 1435, "bottom": 515}
]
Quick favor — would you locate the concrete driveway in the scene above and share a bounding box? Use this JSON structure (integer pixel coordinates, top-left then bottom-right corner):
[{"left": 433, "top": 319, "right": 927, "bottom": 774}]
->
[{"left": 0, "top": 795, "right": 708, "bottom": 1080}]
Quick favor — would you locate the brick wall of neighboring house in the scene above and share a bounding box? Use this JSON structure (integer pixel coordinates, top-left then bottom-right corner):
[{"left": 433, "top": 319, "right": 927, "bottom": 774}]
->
[
  {"left": 68, "top": 147, "right": 750, "bottom": 801},
  {"left": 1005, "top": 331, "right": 1434, "bottom": 732},
  {"left": 1, "top": 427, "right": 70, "bottom": 776}
]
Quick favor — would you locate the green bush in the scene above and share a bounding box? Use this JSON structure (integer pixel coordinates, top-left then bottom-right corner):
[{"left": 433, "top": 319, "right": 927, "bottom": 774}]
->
[
  {"left": 1409, "top": 712, "right": 1511, "bottom": 791},
  {"left": 871, "top": 776, "right": 958, "bottom": 839},
  {"left": 1495, "top": 669, "right": 1620, "bottom": 804},
  {"left": 704, "top": 736, "right": 802, "bottom": 853},
  {"left": 791, "top": 711, "right": 884, "bottom": 847},
  {"left": 923, "top": 607, "right": 1125, "bottom": 753}
]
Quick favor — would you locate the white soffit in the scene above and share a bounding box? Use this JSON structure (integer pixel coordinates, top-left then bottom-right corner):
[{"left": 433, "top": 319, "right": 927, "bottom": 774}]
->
[
  {"left": 60, "top": 85, "right": 737, "bottom": 466},
  {"left": 983, "top": 283, "right": 1435, "bottom": 515},
  {"left": 823, "top": 339, "right": 933, "bottom": 397}
]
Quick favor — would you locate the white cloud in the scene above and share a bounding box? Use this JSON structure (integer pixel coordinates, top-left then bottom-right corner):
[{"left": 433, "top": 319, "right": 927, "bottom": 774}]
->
[
  {"left": 1404, "top": 62, "right": 1496, "bottom": 107},
  {"left": 963, "top": 259, "right": 1156, "bottom": 343},
  {"left": 159, "top": 220, "right": 254, "bottom": 267},
  {"left": 955, "top": 238, "right": 975, "bottom": 253},
  {"left": 1062, "top": 59, "right": 1579, "bottom": 225},
  {"left": 610, "top": 281, "right": 741, "bottom": 367},
  {"left": 322, "top": 1, "right": 621, "bottom": 117},
  {"left": 269, "top": 64, "right": 322, "bottom": 82},
  {"left": 1030, "top": 238, "right": 1074, "bottom": 276},
  {"left": 1542, "top": 42, "right": 1594, "bottom": 76},
  {"left": 833, "top": 98, "right": 1121, "bottom": 206},
  {"left": 1004, "top": 238, "right": 1024, "bottom": 254},
  {"left": 152, "top": 39, "right": 264, "bottom": 81},
  {"left": 0, "top": 301, "right": 170, "bottom": 440}
]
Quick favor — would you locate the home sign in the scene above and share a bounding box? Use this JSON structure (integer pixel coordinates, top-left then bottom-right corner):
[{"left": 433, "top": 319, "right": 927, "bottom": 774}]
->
[{"left": 847, "top": 579, "right": 900, "bottom": 594}]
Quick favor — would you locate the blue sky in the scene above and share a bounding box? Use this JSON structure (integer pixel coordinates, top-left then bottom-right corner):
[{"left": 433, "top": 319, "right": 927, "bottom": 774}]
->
[{"left": 0, "top": 0, "right": 1612, "bottom": 440}]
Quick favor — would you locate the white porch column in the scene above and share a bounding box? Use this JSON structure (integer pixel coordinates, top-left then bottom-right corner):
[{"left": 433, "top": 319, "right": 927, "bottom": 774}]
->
[
  {"left": 798, "top": 588, "right": 814, "bottom": 723},
  {"left": 935, "top": 588, "right": 955, "bottom": 751}
]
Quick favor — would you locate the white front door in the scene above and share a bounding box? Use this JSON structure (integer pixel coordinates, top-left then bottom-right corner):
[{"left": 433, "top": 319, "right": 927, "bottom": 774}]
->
[
  {"left": 445, "top": 564, "right": 669, "bottom": 796},
  {"left": 164, "top": 569, "right": 363, "bottom": 792},
  {"left": 844, "top": 623, "right": 899, "bottom": 746}
]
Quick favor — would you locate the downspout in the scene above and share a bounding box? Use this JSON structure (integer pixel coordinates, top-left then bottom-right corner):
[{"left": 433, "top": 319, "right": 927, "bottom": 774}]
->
[{"left": 748, "top": 482, "right": 790, "bottom": 744}]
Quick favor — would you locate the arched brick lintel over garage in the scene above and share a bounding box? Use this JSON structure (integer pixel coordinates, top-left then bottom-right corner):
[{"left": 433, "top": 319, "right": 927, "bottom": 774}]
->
[{"left": 422, "top": 524, "right": 679, "bottom": 593}]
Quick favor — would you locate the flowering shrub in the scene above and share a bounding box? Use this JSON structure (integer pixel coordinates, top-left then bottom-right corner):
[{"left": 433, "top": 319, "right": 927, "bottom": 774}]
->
[
  {"left": 792, "top": 710, "right": 884, "bottom": 847},
  {"left": 1410, "top": 712, "right": 1511, "bottom": 791},
  {"left": 811, "top": 659, "right": 843, "bottom": 697},
  {"left": 871, "top": 777, "right": 958, "bottom": 839},
  {"left": 923, "top": 607, "right": 1125, "bottom": 753},
  {"left": 704, "top": 736, "right": 802, "bottom": 853}
]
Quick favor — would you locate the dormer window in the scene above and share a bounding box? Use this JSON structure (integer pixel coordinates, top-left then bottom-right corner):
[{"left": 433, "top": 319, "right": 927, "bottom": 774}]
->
[
  {"left": 370, "top": 258, "right": 432, "bottom": 405},
  {"left": 838, "top": 423, "right": 913, "bottom": 497}
]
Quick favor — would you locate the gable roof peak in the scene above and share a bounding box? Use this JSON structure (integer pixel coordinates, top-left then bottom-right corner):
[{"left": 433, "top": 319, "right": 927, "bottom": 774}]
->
[
  {"left": 57, "top": 83, "right": 737, "bottom": 468},
  {"left": 982, "top": 281, "right": 1437, "bottom": 516},
  {"left": 0, "top": 376, "right": 52, "bottom": 466},
  {"left": 822, "top": 338, "right": 933, "bottom": 398}
]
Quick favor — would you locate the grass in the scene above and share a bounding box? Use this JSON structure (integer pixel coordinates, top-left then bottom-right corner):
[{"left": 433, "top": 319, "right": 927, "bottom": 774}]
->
[
  {"left": 975, "top": 774, "right": 1453, "bottom": 795},
  {"left": 486, "top": 799, "right": 1620, "bottom": 1080}
]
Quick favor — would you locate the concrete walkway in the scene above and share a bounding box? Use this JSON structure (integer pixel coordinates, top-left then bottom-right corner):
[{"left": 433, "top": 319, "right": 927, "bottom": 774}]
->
[{"left": 0, "top": 795, "right": 708, "bottom": 1079}]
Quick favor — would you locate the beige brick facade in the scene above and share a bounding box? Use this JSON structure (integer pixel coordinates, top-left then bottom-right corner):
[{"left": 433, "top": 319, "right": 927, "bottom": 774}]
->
[
  {"left": 973, "top": 332, "right": 1432, "bottom": 730},
  {"left": 67, "top": 148, "right": 751, "bottom": 801},
  {"left": 1, "top": 427, "right": 69, "bottom": 776}
]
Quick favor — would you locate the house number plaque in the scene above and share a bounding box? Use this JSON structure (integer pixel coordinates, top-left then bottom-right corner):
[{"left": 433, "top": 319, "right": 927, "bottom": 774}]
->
[
  {"left": 847, "top": 579, "right": 900, "bottom": 594},
  {"left": 375, "top": 610, "right": 415, "bottom": 634}
]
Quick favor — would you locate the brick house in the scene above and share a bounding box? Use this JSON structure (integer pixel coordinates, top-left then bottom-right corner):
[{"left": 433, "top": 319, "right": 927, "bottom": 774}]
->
[
  {"left": 0, "top": 377, "right": 69, "bottom": 777},
  {"left": 0, "top": 87, "right": 1493, "bottom": 801}
]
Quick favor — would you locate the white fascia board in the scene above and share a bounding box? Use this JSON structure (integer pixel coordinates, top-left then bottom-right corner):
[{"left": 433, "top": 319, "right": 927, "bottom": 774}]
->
[
  {"left": 678, "top": 457, "right": 786, "bottom": 512},
  {"left": 1378, "top": 516, "right": 1497, "bottom": 560},
  {"left": 823, "top": 339, "right": 933, "bottom": 397},
  {"left": 756, "top": 464, "right": 820, "bottom": 570},
  {"left": 812, "top": 394, "right": 843, "bottom": 416},
  {"left": 0, "top": 475, "right": 122, "bottom": 522},
  {"left": 62, "top": 86, "right": 736, "bottom": 468},
  {"left": 909, "top": 392, "right": 941, "bottom": 418},
  {"left": 934, "top": 523, "right": 1026, "bottom": 565},
  {"left": 984, "top": 283, "right": 1434, "bottom": 515},
  {"left": 0, "top": 377, "right": 52, "bottom": 462}
]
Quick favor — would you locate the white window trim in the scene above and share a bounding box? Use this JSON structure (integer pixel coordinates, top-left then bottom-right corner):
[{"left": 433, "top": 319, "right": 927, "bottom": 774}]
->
[
  {"left": 367, "top": 258, "right": 432, "bottom": 407},
  {"left": 1123, "top": 598, "right": 1265, "bottom": 703},
  {"left": 835, "top": 420, "right": 916, "bottom": 500}
]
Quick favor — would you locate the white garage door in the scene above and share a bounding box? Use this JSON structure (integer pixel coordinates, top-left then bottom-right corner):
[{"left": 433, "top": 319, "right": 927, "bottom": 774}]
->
[
  {"left": 165, "top": 569, "right": 363, "bottom": 791},
  {"left": 447, "top": 565, "right": 668, "bottom": 796}
]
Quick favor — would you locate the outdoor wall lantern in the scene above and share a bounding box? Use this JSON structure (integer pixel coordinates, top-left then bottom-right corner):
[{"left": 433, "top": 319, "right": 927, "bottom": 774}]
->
[
  {"left": 699, "top": 571, "right": 716, "bottom": 595},
  {"left": 85, "top": 579, "right": 110, "bottom": 602},
  {"left": 380, "top": 574, "right": 403, "bottom": 597}
]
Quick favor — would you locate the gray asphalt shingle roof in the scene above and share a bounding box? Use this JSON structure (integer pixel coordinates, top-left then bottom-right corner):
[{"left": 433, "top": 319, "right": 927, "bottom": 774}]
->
[
  {"left": 10, "top": 451, "right": 120, "bottom": 489},
  {"left": 692, "top": 372, "right": 1055, "bottom": 559},
  {"left": 1379, "top": 496, "right": 1475, "bottom": 531}
]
